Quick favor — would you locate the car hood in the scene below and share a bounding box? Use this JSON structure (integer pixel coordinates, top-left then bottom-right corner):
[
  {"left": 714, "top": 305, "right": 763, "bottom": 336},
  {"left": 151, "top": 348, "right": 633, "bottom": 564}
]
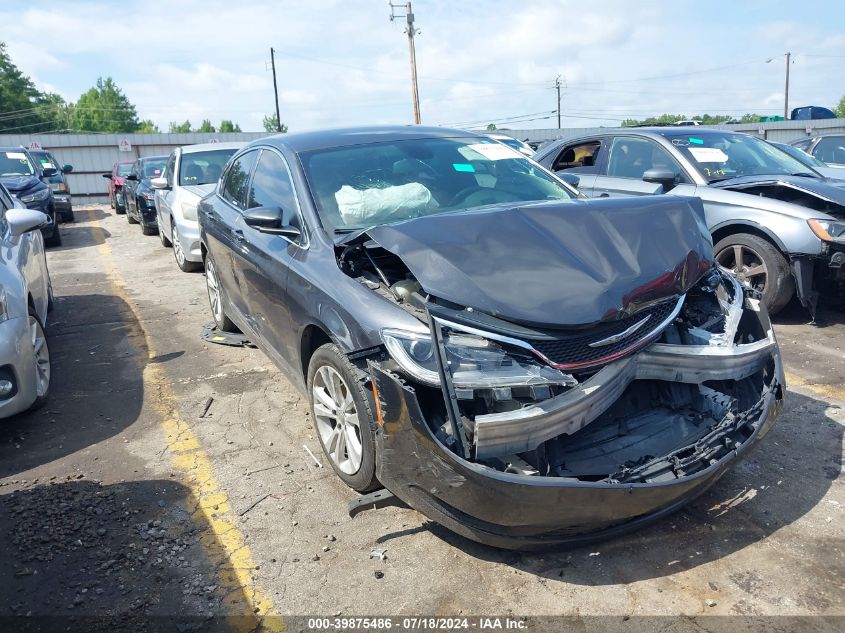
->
[
  {"left": 181, "top": 184, "right": 216, "bottom": 200},
  {"left": 1, "top": 175, "right": 42, "bottom": 193},
  {"left": 712, "top": 174, "right": 845, "bottom": 202},
  {"left": 361, "top": 196, "right": 713, "bottom": 327}
]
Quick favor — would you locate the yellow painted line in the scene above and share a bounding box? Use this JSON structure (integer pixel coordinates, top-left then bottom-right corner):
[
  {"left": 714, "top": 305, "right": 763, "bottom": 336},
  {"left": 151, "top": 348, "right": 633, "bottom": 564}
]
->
[
  {"left": 79, "top": 209, "right": 283, "bottom": 631},
  {"left": 784, "top": 371, "right": 845, "bottom": 404}
]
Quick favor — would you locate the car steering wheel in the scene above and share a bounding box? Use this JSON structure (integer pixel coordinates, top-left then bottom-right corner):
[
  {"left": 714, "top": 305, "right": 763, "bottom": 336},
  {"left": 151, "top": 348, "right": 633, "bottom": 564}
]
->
[{"left": 448, "top": 186, "right": 521, "bottom": 207}]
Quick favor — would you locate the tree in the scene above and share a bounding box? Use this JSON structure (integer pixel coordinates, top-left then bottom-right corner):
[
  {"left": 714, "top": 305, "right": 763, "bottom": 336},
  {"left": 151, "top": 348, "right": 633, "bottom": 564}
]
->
[
  {"left": 0, "top": 41, "right": 67, "bottom": 133},
  {"left": 835, "top": 95, "right": 845, "bottom": 119},
  {"left": 196, "top": 119, "right": 215, "bottom": 133},
  {"left": 137, "top": 119, "right": 160, "bottom": 133},
  {"left": 219, "top": 120, "right": 242, "bottom": 133},
  {"left": 169, "top": 120, "right": 192, "bottom": 133},
  {"left": 262, "top": 113, "right": 287, "bottom": 133},
  {"left": 621, "top": 112, "right": 763, "bottom": 127},
  {"left": 486, "top": 123, "right": 497, "bottom": 131},
  {"left": 71, "top": 77, "right": 139, "bottom": 132}
]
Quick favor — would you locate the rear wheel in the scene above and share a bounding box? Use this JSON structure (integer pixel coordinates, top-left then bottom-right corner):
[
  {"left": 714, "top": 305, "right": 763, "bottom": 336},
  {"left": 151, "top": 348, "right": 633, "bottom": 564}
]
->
[
  {"left": 172, "top": 220, "right": 199, "bottom": 272},
  {"left": 204, "top": 254, "right": 238, "bottom": 332},
  {"left": 714, "top": 233, "right": 794, "bottom": 315},
  {"left": 27, "top": 307, "right": 51, "bottom": 412},
  {"left": 307, "top": 344, "right": 379, "bottom": 493}
]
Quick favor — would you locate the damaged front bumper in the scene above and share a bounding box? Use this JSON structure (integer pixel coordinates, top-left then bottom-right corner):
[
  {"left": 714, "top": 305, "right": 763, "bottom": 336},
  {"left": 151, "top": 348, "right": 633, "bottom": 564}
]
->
[{"left": 366, "top": 275, "right": 784, "bottom": 549}]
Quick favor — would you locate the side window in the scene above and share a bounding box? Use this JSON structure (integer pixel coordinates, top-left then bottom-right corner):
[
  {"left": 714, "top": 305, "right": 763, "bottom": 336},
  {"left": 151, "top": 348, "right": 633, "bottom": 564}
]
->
[
  {"left": 130, "top": 160, "right": 139, "bottom": 179},
  {"left": 163, "top": 153, "right": 176, "bottom": 185},
  {"left": 792, "top": 139, "right": 812, "bottom": 151},
  {"left": 248, "top": 150, "right": 298, "bottom": 226},
  {"left": 552, "top": 141, "right": 602, "bottom": 173},
  {"left": 607, "top": 137, "right": 685, "bottom": 180},
  {"left": 813, "top": 137, "right": 845, "bottom": 164},
  {"left": 221, "top": 150, "right": 259, "bottom": 209}
]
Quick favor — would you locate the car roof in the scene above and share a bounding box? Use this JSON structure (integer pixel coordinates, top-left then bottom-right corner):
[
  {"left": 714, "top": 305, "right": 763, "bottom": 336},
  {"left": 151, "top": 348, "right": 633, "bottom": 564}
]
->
[
  {"left": 253, "top": 125, "right": 486, "bottom": 153},
  {"left": 181, "top": 141, "right": 245, "bottom": 153}
]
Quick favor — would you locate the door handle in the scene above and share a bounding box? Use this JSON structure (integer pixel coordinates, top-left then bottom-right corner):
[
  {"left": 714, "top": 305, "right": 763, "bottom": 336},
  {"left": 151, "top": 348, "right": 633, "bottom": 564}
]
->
[
  {"left": 598, "top": 193, "right": 610, "bottom": 198},
  {"left": 233, "top": 229, "right": 245, "bottom": 241}
]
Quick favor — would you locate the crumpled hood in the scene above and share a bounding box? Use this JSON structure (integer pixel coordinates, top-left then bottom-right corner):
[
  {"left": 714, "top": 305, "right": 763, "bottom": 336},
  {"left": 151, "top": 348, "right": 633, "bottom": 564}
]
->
[
  {"left": 182, "top": 184, "right": 216, "bottom": 199},
  {"left": 365, "top": 196, "right": 713, "bottom": 327},
  {"left": 1, "top": 175, "right": 42, "bottom": 194},
  {"left": 713, "top": 174, "right": 845, "bottom": 203}
]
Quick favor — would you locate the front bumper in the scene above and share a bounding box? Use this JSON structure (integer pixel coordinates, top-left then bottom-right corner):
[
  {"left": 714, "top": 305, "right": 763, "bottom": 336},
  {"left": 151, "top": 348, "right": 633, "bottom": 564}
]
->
[
  {"left": 139, "top": 201, "right": 158, "bottom": 226},
  {"left": 793, "top": 242, "right": 845, "bottom": 315},
  {"left": 174, "top": 216, "right": 202, "bottom": 262},
  {"left": 0, "top": 317, "right": 38, "bottom": 419},
  {"left": 22, "top": 198, "right": 57, "bottom": 239},
  {"left": 53, "top": 194, "right": 72, "bottom": 215}
]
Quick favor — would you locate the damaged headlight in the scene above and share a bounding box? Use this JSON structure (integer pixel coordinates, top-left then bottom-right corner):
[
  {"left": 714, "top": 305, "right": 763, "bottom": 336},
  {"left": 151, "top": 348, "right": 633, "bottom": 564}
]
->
[
  {"left": 808, "top": 218, "right": 845, "bottom": 242},
  {"left": 382, "top": 328, "right": 576, "bottom": 389}
]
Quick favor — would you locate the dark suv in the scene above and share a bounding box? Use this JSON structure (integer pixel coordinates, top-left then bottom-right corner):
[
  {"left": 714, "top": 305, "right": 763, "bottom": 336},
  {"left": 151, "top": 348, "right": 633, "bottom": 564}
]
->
[
  {"left": 28, "top": 149, "right": 74, "bottom": 222},
  {"left": 0, "top": 147, "right": 61, "bottom": 246}
]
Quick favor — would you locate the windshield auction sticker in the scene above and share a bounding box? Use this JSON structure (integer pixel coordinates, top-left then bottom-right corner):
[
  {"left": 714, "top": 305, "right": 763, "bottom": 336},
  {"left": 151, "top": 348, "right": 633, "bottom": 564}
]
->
[{"left": 688, "top": 147, "right": 729, "bottom": 163}]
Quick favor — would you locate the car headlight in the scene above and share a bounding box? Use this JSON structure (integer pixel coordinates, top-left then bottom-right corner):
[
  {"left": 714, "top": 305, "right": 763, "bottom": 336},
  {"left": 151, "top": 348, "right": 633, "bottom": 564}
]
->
[
  {"left": 0, "top": 289, "right": 8, "bottom": 323},
  {"left": 19, "top": 188, "right": 49, "bottom": 204},
  {"left": 808, "top": 218, "right": 845, "bottom": 242},
  {"left": 181, "top": 201, "right": 198, "bottom": 221},
  {"left": 382, "top": 328, "right": 576, "bottom": 389}
]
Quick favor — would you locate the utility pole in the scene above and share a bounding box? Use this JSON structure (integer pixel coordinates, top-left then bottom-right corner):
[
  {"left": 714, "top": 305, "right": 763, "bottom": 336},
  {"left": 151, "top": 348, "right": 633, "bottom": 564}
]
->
[
  {"left": 555, "top": 76, "right": 562, "bottom": 129},
  {"left": 270, "top": 47, "right": 282, "bottom": 132},
  {"left": 389, "top": 2, "right": 421, "bottom": 124},
  {"left": 784, "top": 51, "right": 791, "bottom": 119}
]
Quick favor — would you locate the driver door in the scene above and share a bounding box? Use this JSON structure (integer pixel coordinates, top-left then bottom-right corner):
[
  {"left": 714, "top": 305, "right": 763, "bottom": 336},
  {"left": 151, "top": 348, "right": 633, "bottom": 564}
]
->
[
  {"left": 156, "top": 151, "right": 178, "bottom": 240},
  {"left": 592, "top": 136, "right": 695, "bottom": 198}
]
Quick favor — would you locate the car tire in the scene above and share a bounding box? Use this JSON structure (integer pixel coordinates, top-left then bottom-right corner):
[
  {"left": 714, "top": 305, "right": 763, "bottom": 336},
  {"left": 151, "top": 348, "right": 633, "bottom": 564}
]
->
[
  {"left": 171, "top": 220, "right": 200, "bottom": 272},
  {"left": 44, "top": 221, "right": 61, "bottom": 247},
  {"left": 714, "top": 233, "right": 794, "bottom": 315},
  {"left": 127, "top": 203, "right": 139, "bottom": 224},
  {"left": 204, "top": 254, "right": 238, "bottom": 332},
  {"left": 26, "top": 306, "right": 51, "bottom": 412},
  {"left": 159, "top": 221, "right": 172, "bottom": 247},
  {"left": 141, "top": 223, "right": 157, "bottom": 236},
  {"left": 307, "top": 343, "right": 379, "bottom": 493},
  {"left": 63, "top": 209, "right": 74, "bottom": 223}
]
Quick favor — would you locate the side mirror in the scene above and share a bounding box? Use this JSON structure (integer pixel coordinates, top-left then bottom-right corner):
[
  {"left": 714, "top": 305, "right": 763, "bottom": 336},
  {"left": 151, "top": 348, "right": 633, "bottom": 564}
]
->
[
  {"left": 243, "top": 206, "right": 301, "bottom": 238},
  {"left": 642, "top": 168, "right": 679, "bottom": 193},
  {"left": 150, "top": 177, "right": 169, "bottom": 190},
  {"left": 102, "top": 173, "right": 113, "bottom": 179},
  {"left": 41, "top": 167, "right": 58, "bottom": 178},
  {"left": 62, "top": 164, "right": 73, "bottom": 173},
  {"left": 6, "top": 208, "right": 49, "bottom": 237},
  {"left": 556, "top": 172, "right": 580, "bottom": 189},
  {"left": 126, "top": 174, "right": 139, "bottom": 181}
]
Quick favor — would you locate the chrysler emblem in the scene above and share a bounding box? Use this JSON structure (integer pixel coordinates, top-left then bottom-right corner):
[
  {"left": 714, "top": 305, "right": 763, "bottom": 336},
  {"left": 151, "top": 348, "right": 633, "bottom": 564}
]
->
[{"left": 587, "top": 315, "right": 652, "bottom": 348}]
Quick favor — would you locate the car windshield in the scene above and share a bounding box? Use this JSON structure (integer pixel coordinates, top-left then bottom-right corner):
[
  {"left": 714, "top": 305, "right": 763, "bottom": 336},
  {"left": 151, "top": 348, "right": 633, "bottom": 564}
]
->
[
  {"left": 774, "top": 143, "right": 828, "bottom": 169},
  {"left": 0, "top": 150, "right": 36, "bottom": 177},
  {"left": 30, "top": 151, "right": 64, "bottom": 184},
  {"left": 117, "top": 163, "right": 133, "bottom": 176},
  {"left": 141, "top": 160, "right": 166, "bottom": 179},
  {"left": 661, "top": 132, "right": 816, "bottom": 182},
  {"left": 300, "top": 137, "right": 574, "bottom": 233},
  {"left": 179, "top": 149, "right": 238, "bottom": 186}
]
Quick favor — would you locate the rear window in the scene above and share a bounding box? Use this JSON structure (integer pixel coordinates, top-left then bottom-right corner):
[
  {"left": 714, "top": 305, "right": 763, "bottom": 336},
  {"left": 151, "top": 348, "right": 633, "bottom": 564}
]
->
[{"left": 117, "top": 163, "right": 133, "bottom": 177}]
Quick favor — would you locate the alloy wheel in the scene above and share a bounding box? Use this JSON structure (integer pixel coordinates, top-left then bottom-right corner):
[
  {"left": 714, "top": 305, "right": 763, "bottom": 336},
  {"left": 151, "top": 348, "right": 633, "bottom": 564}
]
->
[
  {"left": 205, "top": 258, "right": 223, "bottom": 324},
  {"left": 29, "top": 316, "right": 50, "bottom": 397},
  {"left": 312, "top": 365, "right": 363, "bottom": 475},
  {"left": 716, "top": 243, "right": 768, "bottom": 292},
  {"left": 172, "top": 221, "right": 185, "bottom": 267}
]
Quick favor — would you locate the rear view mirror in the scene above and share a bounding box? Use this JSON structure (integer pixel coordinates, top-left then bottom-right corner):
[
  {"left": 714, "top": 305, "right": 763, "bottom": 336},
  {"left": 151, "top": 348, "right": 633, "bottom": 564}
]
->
[
  {"left": 556, "top": 172, "right": 580, "bottom": 189},
  {"left": 102, "top": 173, "right": 113, "bottom": 179},
  {"left": 6, "top": 208, "right": 49, "bottom": 237},
  {"left": 642, "top": 168, "right": 679, "bottom": 193},
  {"left": 41, "top": 167, "right": 58, "bottom": 178},
  {"left": 150, "top": 177, "right": 169, "bottom": 190},
  {"left": 62, "top": 164, "right": 73, "bottom": 173},
  {"left": 126, "top": 174, "right": 139, "bottom": 181},
  {"left": 243, "top": 206, "right": 301, "bottom": 238}
]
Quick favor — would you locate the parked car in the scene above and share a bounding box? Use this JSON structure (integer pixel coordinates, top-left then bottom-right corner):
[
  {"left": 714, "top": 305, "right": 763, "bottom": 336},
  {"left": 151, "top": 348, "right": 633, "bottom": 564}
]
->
[
  {"left": 124, "top": 155, "right": 168, "bottom": 235},
  {"left": 198, "top": 126, "right": 783, "bottom": 549},
  {"left": 790, "top": 106, "right": 837, "bottom": 121},
  {"left": 0, "top": 147, "right": 61, "bottom": 246},
  {"left": 770, "top": 141, "right": 845, "bottom": 180},
  {"left": 534, "top": 128, "right": 845, "bottom": 318},
  {"left": 152, "top": 142, "right": 243, "bottom": 272},
  {"left": 0, "top": 181, "right": 53, "bottom": 418},
  {"left": 102, "top": 160, "right": 135, "bottom": 214},
  {"left": 485, "top": 133, "right": 534, "bottom": 156},
  {"left": 28, "top": 149, "right": 74, "bottom": 222},
  {"left": 789, "top": 134, "right": 845, "bottom": 168}
]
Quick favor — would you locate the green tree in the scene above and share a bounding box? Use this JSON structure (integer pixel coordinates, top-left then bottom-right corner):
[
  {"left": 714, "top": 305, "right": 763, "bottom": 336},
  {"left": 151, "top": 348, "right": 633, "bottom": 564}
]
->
[
  {"left": 262, "top": 113, "right": 287, "bottom": 133},
  {"left": 195, "top": 119, "right": 215, "bottom": 133},
  {"left": 622, "top": 112, "right": 762, "bottom": 127},
  {"left": 835, "top": 95, "right": 845, "bottom": 118},
  {"left": 486, "top": 123, "right": 497, "bottom": 131},
  {"left": 0, "top": 41, "right": 67, "bottom": 133},
  {"left": 169, "top": 120, "right": 192, "bottom": 133},
  {"left": 71, "top": 77, "right": 139, "bottom": 132},
  {"left": 137, "top": 119, "right": 160, "bottom": 133},
  {"left": 219, "top": 119, "right": 242, "bottom": 133}
]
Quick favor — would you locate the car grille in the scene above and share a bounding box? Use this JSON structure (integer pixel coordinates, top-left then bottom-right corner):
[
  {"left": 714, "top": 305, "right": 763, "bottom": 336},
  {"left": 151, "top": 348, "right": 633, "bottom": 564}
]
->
[{"left": 528, "top": 297, "right": 682, "bottom": 370}]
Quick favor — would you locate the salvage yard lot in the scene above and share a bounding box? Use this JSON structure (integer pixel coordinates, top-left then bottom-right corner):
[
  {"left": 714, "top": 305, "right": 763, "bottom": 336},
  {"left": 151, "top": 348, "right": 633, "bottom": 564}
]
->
[{"left": 0, "top": 205, "right": 843, "bottom": 627}]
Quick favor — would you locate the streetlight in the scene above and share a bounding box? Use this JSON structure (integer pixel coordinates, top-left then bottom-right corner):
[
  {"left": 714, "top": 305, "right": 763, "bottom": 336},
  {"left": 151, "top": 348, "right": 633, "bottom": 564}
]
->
[{"left": 767, "top": 52, "right": 791, "bottom": 119}]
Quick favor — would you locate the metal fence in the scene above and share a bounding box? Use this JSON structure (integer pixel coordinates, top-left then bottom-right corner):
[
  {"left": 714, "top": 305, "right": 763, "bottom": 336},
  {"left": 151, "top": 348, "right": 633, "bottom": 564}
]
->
[{"left": 0, "top": 132, "right": 267, "bottom": 204}]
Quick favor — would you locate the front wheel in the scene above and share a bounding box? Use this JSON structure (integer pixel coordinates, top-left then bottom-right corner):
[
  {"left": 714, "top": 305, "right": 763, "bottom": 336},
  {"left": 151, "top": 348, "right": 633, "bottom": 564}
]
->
[
  {"left": 159, "top": 217, "right": 172, "bottom": 247},
  {"left": 307, "top": 344, "right": 379, "bottom": 493},
  {"left": 204, "top": 254, "right": 238, "bottom": 332},
  {"left": 172, "top": 220, "right": 200, "bottom": 272},
  {"left": 714, "top": 233, "right": 794, "bottom": 315},
  {"left": 127, "top": 201, "right": 139, "bottom": 224},
  {"left": 27, "top": 308, "right": 51, "bottom": 412}
]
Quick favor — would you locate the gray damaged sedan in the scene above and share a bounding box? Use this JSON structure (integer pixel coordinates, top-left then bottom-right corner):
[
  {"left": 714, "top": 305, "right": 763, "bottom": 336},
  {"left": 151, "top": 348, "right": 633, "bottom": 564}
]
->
[
  {"left": 535, "top": 128, "right": 845, "bottom": 318},
  {"left": 199, "top": 127, "right": 783, "bottom": 549}
]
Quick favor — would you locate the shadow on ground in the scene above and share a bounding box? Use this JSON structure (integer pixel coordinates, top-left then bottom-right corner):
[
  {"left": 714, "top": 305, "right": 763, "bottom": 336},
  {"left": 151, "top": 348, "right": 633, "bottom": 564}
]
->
[
  {"left": 50, "top": 225, "right": 112, "bottom": 251},
  {"left": 0, "top": 292, "right": 146, "bottom": 479},
  {"left": 395, "top": 390, "right": 842, "bottom": 588},
  {"left": 774, "top": 296, "right": 845, "bottom": 327},
  {"left": 0, "top": 479, "right": 261, "bottom": 632}
]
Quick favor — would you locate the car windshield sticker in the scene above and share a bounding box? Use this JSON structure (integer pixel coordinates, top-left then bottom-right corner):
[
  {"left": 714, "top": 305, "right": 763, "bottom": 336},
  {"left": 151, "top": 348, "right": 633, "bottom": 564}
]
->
[
  {"left": 688, "top": 147, "right": 729, "bottom": 163},
  {"left": 41, "top": 162, "right": 55, "bottom": 169},
  {"left": 5, "top": 152, "right": 26, "bottom": 160},
  {"left": 460, "top": 143, "right": 522, "bottom": 161},
  {"left": 452, "top": 163, "right": 475, "bottom": 173},
  {"left": 688, "top": 137, "right": 704, "bottom": 145}
]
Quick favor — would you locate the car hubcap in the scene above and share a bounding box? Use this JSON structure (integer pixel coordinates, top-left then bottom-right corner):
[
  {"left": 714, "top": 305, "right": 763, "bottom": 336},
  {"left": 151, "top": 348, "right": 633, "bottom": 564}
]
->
[
  {"left": 206, "top": 259, "right": 223, "bottom": 323},
  {"left": 312, "top": 366, "right": 362, "bottom": 475},
  {"left": 29, "top": 316, "right": 50, "bottom": 397},
  {"left": 172, "top": 223, "right": 185, "bottom": 266},
  {"left": 716, "top": 244, "right": 768, "bottom": 292}
]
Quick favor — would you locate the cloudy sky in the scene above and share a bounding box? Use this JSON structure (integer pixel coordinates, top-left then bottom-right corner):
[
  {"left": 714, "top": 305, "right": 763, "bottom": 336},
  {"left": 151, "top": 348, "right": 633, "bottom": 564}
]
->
[{"left": 2, "top": 0, "right": 844, "bottom": 133}]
